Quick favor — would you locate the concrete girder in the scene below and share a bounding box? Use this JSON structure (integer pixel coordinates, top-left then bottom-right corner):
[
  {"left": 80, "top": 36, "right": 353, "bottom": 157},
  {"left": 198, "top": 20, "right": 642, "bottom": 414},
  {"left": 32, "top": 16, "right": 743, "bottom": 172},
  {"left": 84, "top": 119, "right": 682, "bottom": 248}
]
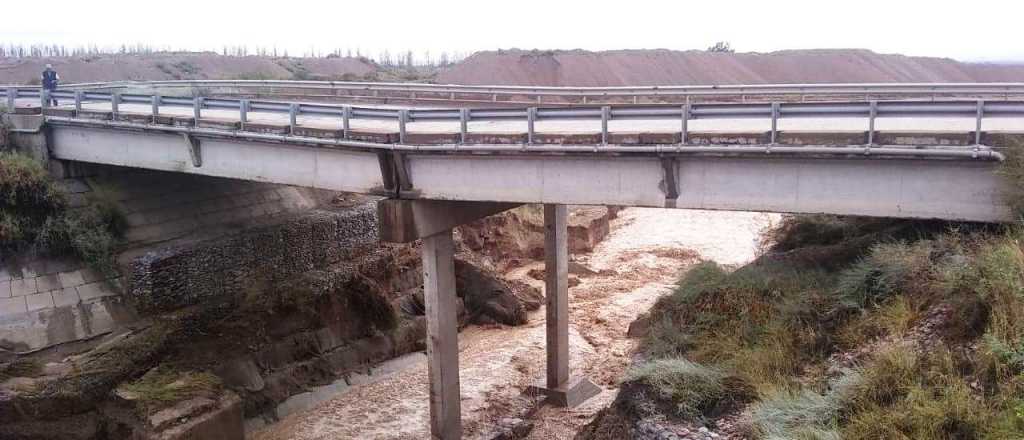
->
[
  {"left": 42, "top": 123, "right": 1014, "bottom": 222},
  {"left": 47, "top": 125, "right": 389, "bottom": 195},
  {"left": 377, "top": 199, "right": 520, "bottom": 243}
]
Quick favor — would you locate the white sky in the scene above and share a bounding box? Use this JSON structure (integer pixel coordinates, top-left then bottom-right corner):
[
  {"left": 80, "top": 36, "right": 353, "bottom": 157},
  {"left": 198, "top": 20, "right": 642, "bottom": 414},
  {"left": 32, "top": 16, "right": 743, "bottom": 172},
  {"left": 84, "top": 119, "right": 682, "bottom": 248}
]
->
[{"left": 4, "top": 0, "right": 1023, "bottom": 62}]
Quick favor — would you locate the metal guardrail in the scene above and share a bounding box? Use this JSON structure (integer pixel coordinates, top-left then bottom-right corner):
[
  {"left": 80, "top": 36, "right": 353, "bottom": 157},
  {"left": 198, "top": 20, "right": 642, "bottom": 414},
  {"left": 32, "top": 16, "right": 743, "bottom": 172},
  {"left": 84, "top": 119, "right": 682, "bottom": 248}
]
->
[
  {"left": 3, "top": 87, "right": 1018, "bottom": 160},
  {"left": 5, "top": 80, "right": 1024, "bottom": 104}
]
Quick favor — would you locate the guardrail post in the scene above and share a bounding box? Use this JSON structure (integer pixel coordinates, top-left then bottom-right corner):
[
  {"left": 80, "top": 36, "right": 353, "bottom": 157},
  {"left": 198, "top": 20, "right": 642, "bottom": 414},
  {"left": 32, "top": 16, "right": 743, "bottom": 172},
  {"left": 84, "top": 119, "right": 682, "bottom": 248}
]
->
[
  {"left": 398, "top": 109, "right": 408, "bottom": 144},
  {"left": 192, "top": 97, "right": 203, "bottom": 124},
  {"left": 111, "top": 93, "right": 121, "bottom": 117},
  {"left": 342, "top": 105, "right": 352, "bottom": 138},
  {"left": 681, "top": 104, "right": 691, "bottom": 145},
  {"left": 74, "top": 91, "right": 83, "bottom": 113},
  {"left": 975, "top": 99, "right": 984, "bottom": 146},
  {"left": 600, "top": 106, "right": 610, "bottom": 145},
  {"left": 459, "top": 108, "right": 469, "bottom": 145},
  {"left": 289, "top": 103, "right": 299, "bottom": 134},
  {"left": 770, "top": 102, "right": 779, "bottom": 144},
  {"left": 527, "top": 107, "right": 537, "bottom": 145},
  {"left": 239, "top": 99, "right": 249, "bottom": 129},
  {"left": 867, "top": 100, "right": 877, "bottom": 147},
  {"left": 7, "top": 88, "right": 16, "bottom": 111},
  {"left": 151, "top": 94, "right": 161, "bottom": 123}
]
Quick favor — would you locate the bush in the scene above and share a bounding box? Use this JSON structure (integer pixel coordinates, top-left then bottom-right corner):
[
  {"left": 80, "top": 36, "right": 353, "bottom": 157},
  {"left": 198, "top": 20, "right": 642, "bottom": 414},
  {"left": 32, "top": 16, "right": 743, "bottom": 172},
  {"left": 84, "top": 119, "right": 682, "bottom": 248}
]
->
[
  {"left": 643, "top": 260, "right": 836, "bottom": 391},
  {"left": 835, "top": 241, "right": 936, "bottom": 309},
  {"left": 627, "top": 358, "right": 753, "bottom": 421},
  {"left": 747, "top": 388, "right": 841, "bottom": 439},
  {"left": 120, "top": 366, "right": 221, "bottom": 414},
  {"left": 0, "top": 152, "right": 68, "bottom": 251},
  {"left": 0, "top": 152, "right": 123, "bottom": 276}
]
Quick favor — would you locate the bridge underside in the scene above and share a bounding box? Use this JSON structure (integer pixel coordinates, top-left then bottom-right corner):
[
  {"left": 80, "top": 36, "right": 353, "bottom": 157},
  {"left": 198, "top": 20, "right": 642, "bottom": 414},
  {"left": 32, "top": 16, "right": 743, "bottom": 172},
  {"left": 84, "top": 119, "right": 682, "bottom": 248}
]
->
[{"left": 45, "top": 124, "right": 1011, "bottom": 222}]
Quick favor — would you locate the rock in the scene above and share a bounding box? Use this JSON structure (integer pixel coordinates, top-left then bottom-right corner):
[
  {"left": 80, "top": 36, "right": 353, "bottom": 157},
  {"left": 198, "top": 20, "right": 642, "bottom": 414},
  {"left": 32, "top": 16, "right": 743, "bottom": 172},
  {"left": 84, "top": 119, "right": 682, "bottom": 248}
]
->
[
  {"left": 213, "top": 358, "right": 264, "bottom": 392},
  {"left": 455, "top": 259, "right": 529, "bottom": 326},
  {"left": 568, "top": 276, "right": 582, "bottom": 288},
  {"left": 149, "top": 396, "right": 217, "bottom": 431},
  {"left": 488, "top": 417, "right": 535, "bottom": 440},
  {"left": 155, "top": 393, "right": 244, "bottom": 440},
  {"left": 568, "top": 261, "right": 599, "bottom": 275},
  {"left": 627, "top": 314, "right": 652, "bottom": 338}
]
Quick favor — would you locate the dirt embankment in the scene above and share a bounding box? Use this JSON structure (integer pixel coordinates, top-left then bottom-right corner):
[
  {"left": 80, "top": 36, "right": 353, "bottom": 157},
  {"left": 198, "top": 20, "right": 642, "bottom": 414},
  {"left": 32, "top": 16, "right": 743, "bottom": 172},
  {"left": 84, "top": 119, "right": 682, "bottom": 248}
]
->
[
  {"left": 437, "top": 49, "right": 1024, "bottom": 86},
  {"left": 457, "top": 205, "right": 621, "bottom": 272},
  {"left": 5, "top": 48, "right": 1022, "bottom": 88},
  {"left": 0, "top": 54, "right": 377, "bottom": 84}
]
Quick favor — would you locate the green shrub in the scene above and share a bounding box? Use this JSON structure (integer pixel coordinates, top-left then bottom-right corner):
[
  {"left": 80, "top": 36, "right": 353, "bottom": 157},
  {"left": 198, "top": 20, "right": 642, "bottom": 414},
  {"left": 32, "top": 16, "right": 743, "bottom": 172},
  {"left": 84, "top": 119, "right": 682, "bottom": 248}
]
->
[
  {"left": 119, "top": 366, "right": 221, "bottom": 414},
  {"left": 0, "top": 152, "right": 123, "bottom": 276},
  {"left": 747, "top": 388, "right": 841, "bottom": 439},
  {"left": 835, "top": 241, "right": 935, "bottom": 309},
  {"left": 0, "top": 152, "right": 68, "bottom": 251},
  {"left": 766, "top": 215, "right": 873, "bottom": 252},
  {"left": 627, "top": 358, "right": 753, "bottom": 421}
]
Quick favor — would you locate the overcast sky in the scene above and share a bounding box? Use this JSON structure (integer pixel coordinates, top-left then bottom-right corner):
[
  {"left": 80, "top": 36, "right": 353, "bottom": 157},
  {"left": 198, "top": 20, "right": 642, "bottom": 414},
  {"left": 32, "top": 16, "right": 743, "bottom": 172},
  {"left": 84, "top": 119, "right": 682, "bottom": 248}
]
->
[{"left": 4, "top": 0, "right": 1023, "bottom": 62}]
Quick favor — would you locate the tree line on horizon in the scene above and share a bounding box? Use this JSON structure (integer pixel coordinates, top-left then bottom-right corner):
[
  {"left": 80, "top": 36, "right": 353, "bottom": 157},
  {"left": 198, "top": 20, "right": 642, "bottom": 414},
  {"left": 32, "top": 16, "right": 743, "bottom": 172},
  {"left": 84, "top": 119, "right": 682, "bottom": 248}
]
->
[{"left": 0, "top": 44, "right": 468, "bottom": 68}]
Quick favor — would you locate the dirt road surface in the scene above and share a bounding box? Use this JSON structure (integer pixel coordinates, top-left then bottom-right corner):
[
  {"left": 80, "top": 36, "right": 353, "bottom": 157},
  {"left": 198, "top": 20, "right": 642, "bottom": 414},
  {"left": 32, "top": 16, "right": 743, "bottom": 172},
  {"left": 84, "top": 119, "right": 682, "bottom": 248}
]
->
[{"left": 253, "top": 208, "right": 779, "bottom": 440}]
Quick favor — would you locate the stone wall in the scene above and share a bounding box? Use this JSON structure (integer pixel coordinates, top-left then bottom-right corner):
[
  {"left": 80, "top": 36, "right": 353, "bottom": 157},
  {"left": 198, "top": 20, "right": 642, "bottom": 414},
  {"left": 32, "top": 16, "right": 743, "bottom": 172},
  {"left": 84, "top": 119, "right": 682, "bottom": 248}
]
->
[{"left": 128, "top": 205, "right": 379, "bottom": 313}]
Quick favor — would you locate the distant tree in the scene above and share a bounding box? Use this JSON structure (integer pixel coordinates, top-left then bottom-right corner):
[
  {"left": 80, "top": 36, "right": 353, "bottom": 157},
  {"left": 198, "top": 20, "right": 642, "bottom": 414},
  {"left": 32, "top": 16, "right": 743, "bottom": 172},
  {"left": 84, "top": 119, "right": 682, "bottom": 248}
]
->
[{"left": 706, "top": 41, "right": 735, "bottom": 53}]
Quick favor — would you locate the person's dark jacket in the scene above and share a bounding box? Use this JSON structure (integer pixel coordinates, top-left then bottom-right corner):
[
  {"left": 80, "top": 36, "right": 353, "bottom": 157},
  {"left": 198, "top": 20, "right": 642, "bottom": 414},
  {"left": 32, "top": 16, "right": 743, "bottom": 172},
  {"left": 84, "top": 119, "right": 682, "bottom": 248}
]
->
[{"left": 41, "top": 70, "right": 59, "bottom": 90}]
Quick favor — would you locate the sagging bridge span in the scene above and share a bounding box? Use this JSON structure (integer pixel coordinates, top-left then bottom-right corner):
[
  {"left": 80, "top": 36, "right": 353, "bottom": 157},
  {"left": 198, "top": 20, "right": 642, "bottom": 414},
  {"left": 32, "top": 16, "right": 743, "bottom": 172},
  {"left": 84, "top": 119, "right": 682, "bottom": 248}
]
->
[{"left": 2, "top": 81, "right": 1022, "bottom": 439}]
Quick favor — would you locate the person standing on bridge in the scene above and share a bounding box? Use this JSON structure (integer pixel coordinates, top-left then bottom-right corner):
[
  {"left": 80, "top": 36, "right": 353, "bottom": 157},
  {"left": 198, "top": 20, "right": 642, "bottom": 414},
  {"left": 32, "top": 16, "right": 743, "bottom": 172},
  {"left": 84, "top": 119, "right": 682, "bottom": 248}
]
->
[{"left": 41, "top": 64, "right": 60, "bottom": 106}]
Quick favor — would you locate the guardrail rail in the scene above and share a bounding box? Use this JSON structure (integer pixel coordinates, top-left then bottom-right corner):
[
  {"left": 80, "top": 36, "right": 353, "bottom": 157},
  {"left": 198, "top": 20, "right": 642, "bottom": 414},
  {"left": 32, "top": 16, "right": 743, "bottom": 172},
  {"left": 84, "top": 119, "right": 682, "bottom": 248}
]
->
[{"left": 3, "top": 87, "right": 1017, "bottom": 161}]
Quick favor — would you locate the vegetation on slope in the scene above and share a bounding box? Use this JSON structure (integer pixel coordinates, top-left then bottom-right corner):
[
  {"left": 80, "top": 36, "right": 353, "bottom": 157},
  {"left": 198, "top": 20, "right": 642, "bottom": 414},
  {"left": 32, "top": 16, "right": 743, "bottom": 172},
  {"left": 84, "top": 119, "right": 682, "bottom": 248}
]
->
[
  {"left": 625, "top": 214, "right": 1024, "bottom": 439},
  {"left": 0, "top": 152, "right": 125, "bottom": 276}
]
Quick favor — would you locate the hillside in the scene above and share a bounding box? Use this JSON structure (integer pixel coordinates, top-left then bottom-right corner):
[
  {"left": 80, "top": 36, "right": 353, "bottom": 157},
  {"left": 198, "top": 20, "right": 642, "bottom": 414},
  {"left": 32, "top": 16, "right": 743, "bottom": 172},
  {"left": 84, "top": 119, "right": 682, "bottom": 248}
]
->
[
  {"left": 436, "top": 49, "right": 1024, "bottom": 86},
  {"left": 0, "top": 53, "right": 378, "bottom": 84},
  {"left": 3, "top": 48, "right": 1023, "bottom": 88}
]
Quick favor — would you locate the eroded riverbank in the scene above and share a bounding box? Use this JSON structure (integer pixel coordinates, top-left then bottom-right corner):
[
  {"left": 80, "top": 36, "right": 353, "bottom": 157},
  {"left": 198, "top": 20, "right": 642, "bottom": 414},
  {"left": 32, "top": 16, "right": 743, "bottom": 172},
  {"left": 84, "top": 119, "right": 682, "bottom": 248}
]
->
[{"left": 254, "top": 208, "right": 779, "bottom": 440}]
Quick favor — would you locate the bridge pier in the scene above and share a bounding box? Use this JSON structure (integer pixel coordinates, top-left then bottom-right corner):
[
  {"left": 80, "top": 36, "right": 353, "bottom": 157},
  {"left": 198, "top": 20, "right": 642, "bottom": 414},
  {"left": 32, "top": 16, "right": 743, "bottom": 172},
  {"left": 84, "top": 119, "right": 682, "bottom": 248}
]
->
[
  {"left": 526, "top": 205, "right": 601, "bottom": 406},
  {"left": 378, "top": 200, "right": 600, "bottom": 439},
  {"left": 422, "top": 228, "right": 462, "bottom": 440}
]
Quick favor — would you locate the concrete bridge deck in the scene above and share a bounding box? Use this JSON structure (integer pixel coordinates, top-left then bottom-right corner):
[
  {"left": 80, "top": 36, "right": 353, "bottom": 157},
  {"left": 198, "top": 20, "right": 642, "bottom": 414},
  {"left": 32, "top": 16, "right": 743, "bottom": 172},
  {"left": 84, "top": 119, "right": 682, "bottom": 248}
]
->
[
  {"left": 15, "top": 98, "right": 1024, "bottom": 135},
  {"left": 11, "top": 96, "right": 1015, "bottom": 223}
]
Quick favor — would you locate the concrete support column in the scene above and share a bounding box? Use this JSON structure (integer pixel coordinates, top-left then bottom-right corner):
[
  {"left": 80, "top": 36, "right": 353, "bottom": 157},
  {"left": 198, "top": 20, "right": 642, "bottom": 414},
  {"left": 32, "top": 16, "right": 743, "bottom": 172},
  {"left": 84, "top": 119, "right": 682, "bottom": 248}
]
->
[
  {"left": 422, "top": 229, "right": 462, "bottom": 440},
  {"left": 545, "top": 204, "right": 570, "bottom": 389},
  {"left": 527, "top": 204, "right": 601, "bottom": 407}
]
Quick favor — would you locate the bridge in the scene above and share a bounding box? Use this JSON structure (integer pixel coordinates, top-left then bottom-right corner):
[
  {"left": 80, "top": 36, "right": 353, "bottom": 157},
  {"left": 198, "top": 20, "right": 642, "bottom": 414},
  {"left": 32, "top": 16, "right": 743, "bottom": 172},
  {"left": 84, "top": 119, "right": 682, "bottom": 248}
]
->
[
  {"left": 14, "top": 79, "right": 1024, "bottom": 106},
  {"left": 2, "top": 82, "right": 1023, "bottom": 439}
]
